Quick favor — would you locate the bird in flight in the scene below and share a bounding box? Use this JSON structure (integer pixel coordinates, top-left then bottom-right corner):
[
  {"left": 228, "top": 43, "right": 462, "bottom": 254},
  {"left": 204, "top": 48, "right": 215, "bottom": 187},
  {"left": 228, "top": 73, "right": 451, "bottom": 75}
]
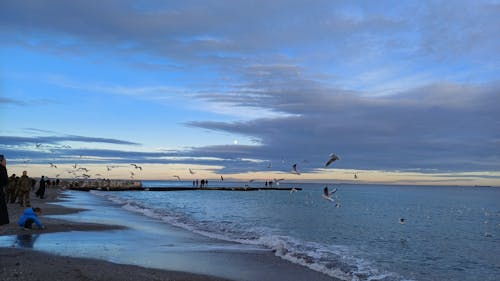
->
[
  {"left": 49, "top": 163, "right": 57, "bottom": 168},
  {"left": 273, "top": 178, "right": 285, "bottom": 186},
  {"left": 291, "top": 164, "right": 301, "bottom": 175},
  {"left": 189, "top": 168, "right": 195, "bottom": 175},
  {"left": 173, "top": 175, "right": 181, "bottom": 181},
  {"left": 267, "top": 162, "right": 272, "bottom": 169},
  {"left": 130, "top": 164, "right": 142, "bottom": 170},
  {"left": 325, "top": 153, "right": 340, "bottom": 167},
  {"left": 35, "top": 143, "right": 42, "bottom": 148},
  {"left": 72, "top": 164, "right": 77, "bottom": 169},
  {"left": 78, "top": 167, "right": 89, "bottom": 172},
  {"left": 220, "top": 175, "right": 224, "bottom": 181}
]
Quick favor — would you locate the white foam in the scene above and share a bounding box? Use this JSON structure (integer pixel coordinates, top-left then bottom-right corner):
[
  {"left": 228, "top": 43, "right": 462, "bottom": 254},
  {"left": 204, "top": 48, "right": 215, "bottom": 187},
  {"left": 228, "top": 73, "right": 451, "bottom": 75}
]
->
[{"left": 89, "top": 191, "right": 409, "bottom": 281}]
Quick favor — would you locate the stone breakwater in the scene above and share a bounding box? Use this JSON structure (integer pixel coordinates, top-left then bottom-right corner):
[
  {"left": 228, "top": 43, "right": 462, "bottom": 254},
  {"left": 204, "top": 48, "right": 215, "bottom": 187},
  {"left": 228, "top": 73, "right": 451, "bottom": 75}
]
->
[{"left": 63, "top": 179, "right": 143, "bottom": 191}]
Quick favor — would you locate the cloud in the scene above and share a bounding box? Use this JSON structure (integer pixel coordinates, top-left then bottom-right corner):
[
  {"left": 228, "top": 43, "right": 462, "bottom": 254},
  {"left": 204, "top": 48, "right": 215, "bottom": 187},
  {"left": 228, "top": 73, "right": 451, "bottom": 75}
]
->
[
  {"left": 185, "top": 66, "right": 500, "bottom": 173},
  {"left": 0, "top": 134, "right": 140, "bottom": 146},
  {"left": 1, "top": 0, "right": 499, "bottom": 178},
  {"left": 0, "top": 97, "right": 27, "bottom": 106},
  {"left": 2, "top": 0, "right": 499, "bottom": 84}
]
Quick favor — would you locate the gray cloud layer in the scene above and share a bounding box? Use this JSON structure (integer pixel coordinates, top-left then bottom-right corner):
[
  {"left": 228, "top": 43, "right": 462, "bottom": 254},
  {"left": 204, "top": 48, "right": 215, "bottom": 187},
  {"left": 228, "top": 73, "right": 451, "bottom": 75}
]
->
[{"left": 1, "top": 1, "right": 499, "bottom": 174}]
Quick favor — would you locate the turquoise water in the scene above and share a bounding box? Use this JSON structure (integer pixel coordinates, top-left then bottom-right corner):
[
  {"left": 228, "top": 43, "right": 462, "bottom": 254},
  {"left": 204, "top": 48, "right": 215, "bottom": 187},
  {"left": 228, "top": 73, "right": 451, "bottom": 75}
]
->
[{"left": 93, "top": 182, "right": 499, "bottom": 281}]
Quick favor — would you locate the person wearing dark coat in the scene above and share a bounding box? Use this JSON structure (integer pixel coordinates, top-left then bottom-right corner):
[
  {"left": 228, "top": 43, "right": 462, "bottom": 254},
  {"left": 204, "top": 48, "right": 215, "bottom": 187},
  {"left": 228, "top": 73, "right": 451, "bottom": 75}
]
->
[
  {"left": 0, "top": 154, "right": 10, "bottom": 225},
  {"left": 35, "top": 176, "right": 46, "bottom": 199}
]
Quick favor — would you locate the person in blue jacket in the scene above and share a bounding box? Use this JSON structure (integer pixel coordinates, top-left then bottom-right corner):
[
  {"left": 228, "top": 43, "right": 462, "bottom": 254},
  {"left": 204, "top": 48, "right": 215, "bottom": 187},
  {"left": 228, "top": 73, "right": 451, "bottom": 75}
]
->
[{"left": 18, "top": 207, "right": 45, "bottom": 230}]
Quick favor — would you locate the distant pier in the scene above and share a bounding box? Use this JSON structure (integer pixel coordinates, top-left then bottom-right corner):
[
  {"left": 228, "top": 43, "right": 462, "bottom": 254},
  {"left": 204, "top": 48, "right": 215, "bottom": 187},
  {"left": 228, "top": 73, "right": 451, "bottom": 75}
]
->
[
  {"left": 63, "top": 179, "right": 301, "bottom": 192},
  {"left": 67, "top": 186, "right": 302, "bottom": 192}
]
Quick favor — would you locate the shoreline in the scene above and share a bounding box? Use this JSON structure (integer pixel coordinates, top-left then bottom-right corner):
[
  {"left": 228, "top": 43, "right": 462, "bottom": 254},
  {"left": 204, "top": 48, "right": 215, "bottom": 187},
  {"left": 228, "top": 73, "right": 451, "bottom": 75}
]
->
[
  {"left": 0, "top": 187, "right": 231, "bottom": 281},
  {"left": 1, "top": 187, "right": 339, "bottom": 281}
]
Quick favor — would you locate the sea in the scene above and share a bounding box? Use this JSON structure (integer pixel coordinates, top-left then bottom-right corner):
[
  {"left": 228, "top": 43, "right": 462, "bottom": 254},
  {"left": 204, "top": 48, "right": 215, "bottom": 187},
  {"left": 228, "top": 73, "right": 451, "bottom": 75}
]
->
[{"left": 90, "top": 181, "right": 499, "bottom": 281}]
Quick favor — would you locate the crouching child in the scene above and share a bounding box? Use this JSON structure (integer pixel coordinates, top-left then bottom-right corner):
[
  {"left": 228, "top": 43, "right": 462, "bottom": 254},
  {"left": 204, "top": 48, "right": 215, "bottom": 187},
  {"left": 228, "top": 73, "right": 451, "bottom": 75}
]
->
[{"left": 18, "top": 207, "right": 45, "bottom": 230}]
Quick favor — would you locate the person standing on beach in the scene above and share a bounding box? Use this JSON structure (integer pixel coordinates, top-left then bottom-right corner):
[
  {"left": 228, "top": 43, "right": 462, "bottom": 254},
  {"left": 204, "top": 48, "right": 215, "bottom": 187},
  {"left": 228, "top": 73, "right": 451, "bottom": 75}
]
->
[
  {"left": 0, "top": 154, "right": 10, "bottom": 226},
  {"left": 36, "top": 176, "right": 46, "bottom": 199},
  {"left": 6, "top": 174, "right": 18, "bottom": 203},
  {"left": 18, "top": 171, "right": 32, "bottom": 207}
]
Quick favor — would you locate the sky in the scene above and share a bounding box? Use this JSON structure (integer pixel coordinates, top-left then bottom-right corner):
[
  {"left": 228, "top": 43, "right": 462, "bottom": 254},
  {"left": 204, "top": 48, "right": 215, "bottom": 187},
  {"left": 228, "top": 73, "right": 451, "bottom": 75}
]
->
[{"left": 1, "top": 0, "right": 499, "bottom": 186}]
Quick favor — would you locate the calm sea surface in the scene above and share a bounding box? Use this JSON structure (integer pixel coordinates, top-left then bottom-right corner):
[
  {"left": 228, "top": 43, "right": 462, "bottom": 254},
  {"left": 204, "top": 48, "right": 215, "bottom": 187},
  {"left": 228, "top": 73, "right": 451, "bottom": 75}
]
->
[{"left": 93, "top": 181, "right": 500, "bottom": 281}]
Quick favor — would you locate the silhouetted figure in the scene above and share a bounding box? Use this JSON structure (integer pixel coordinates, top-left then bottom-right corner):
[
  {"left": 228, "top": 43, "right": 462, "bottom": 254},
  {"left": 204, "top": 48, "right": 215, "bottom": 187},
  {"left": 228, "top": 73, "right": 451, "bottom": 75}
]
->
[
  {"left": 36, "top": 176, "right": 46, "bottom": 199},
  {"left": 6, "top": 174, "right": 17, "bottom": 203},
  {"left": 0, "top": 154, "right": 10, "bottom": 226}
]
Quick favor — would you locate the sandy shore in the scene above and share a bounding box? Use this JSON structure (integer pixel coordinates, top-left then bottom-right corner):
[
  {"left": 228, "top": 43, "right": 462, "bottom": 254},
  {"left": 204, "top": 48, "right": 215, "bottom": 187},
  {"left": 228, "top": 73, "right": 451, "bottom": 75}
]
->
[
  {"left": 0, "top": 187, "right": 231, "bottom": 281},
  {"left": 1, "top": 187, "right": 338, "bottom": 281},
  {"left": 0, "top": 187, "right": 122, "bottom": 236}
]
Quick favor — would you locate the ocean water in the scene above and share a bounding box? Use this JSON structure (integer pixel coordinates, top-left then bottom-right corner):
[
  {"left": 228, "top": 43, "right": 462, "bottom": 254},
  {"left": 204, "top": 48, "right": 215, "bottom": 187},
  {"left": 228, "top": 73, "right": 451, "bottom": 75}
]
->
[{"left": 92, "top": 181, "right": 500, "bottom": 281}]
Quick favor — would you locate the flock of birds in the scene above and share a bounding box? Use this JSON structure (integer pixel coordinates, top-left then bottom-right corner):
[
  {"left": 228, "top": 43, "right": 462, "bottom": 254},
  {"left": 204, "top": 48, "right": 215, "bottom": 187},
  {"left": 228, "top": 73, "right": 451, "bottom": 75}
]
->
[{"left": 35, "top": 146, "right": 409, "bottom": 224}]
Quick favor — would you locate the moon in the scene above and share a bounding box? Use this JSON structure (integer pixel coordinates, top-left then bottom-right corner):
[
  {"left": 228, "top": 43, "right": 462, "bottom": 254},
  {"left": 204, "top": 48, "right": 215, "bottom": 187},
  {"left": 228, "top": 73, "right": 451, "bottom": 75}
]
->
[{"left": 233, "top": 140, "right": 239, "bottom": 145}]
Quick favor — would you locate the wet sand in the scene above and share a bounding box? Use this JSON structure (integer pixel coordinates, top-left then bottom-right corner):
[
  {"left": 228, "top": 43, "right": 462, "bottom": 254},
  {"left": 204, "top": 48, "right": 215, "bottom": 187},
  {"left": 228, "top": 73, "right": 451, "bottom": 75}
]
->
[
  {"left": 0, "top": 187, "right": 231, "bottom": 281},
  {"left": 1, "top": 187, "right": 338, "bottom": 281}
]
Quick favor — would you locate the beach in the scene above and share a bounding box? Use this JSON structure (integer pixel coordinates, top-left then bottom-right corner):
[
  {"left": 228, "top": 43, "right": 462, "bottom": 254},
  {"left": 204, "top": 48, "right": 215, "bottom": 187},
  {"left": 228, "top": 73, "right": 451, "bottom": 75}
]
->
[
  {"left": 0, "top": 187, "right": 338, "bottom": 281},
  {"left": 0, "top": 187, "right": 230, "bottom": 281}
]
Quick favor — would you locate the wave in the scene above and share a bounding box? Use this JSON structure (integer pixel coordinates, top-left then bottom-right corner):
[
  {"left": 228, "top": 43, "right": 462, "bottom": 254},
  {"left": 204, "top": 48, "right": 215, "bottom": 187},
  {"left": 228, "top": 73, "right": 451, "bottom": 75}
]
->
[{"left": 90, "top": 191, "right": 411, "bottom": 281}]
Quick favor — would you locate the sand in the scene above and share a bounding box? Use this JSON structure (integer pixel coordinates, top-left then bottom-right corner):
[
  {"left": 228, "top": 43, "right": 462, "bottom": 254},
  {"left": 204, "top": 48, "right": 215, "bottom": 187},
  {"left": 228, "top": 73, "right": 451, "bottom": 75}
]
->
[
  {"left": 0, "top": 187, "right": 230, "bottom": 281},
  {"left": 1, "top": 187, "right": 338, "bottom": 281}
]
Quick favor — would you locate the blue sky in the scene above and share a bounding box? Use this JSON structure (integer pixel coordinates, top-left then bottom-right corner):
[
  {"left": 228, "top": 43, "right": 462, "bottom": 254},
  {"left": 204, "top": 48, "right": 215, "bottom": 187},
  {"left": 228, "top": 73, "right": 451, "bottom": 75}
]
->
[{"left": 1, "top": 0, "right": 499, "bottom": 185}]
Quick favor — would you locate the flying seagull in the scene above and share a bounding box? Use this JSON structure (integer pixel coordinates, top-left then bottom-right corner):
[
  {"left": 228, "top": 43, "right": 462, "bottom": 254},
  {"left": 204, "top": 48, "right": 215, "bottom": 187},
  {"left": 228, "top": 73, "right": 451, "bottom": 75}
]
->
[
  {"left": 267, "top": 162, "right": 272, "bottom": 169},
  {"left": 291, "top": 164, "right": 301, "bottom": 175},
  {"left": 273, "top": 178, "right": 285, "bottom": 186},
  {"left": 189, "top": 168, "right": 195, "bottom": 175},
  {"left": 325, "top": 153, "right": 341, "bottom": 167},
  {"left": 49, "top": 163, "right": 57, "bottom": 168},
  {"left": 78, "top": 167, "right": 89, "bottom": 173},
  {"left": 220, "top": 175, "right": 224, "bottom": 181},
  {"left": 130, "top": 164, "right": 142, "bottom": 170},
  {"left": 173, "top": 175, "right": 181, "bottom": 181}
]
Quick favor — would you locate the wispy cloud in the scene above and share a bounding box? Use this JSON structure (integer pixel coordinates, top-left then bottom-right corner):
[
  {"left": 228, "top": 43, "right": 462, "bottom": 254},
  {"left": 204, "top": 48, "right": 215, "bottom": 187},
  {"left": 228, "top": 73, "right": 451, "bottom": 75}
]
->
[{"left": 0, "top": 134, "right": 140, "bottom": 146}]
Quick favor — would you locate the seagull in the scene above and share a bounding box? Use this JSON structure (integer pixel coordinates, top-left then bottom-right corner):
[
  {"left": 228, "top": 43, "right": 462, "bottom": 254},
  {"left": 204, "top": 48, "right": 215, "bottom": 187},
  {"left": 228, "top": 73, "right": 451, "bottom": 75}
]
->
[
  {"left": 78, "top": 167, "right": 89, "bottom": 172},
  {"left": 399, "top": 218, "right": 405, "bottom": 224},
  {"left": 130, "top": 164, "right": 142, "bottom": 170},
  {"left": 189, "top": 168, "right": 195, "bottom": 175},
  {"left": 106, "top": 166, "right": 112, "bottom": 171},
  {"left": 35, "top": 143, "right": 42, "bottom": 148},
  {"left": 267, "top": 162, "right": 272, "bottom": 169},
  {"left": 323, "top": 186, "right": 337, "bottom": 197},
  {"left": 249, "top": 179, "right": 255, "bottom": 183},
  {"left": 72, "top": 164, "right": 77, "bottom": 169},
  {"left": 55, "top": 174, "right": 60, "bottom": 178},
  {"left": 273, "top": 178, "right": 285, "bottom": 186},
  {"left": 290, "top": 187, "right": 298, "bottom": 193},
  {"left": 49, "top": 163, "right": 57, "bottom": 168},
  {"left": 325, "top": 153, "right": 341, "bottom": 167},
  {"left": 173, "top": 175, "right": 181, "bottom": 181},
  {"left": 130, "top": 171, "right": 135, "bottom": 176},
  {"left": 354, "top": 173, "right": 358, "bottom": 179},
  {"left": 291, "top": 164, "right": 301, "bottom": 175},
  {"left": 82, "top": 174, "right": 91, "bottom": 178},
  {"left": 220, "top": 175, "right": 224, "bottom": 181}
]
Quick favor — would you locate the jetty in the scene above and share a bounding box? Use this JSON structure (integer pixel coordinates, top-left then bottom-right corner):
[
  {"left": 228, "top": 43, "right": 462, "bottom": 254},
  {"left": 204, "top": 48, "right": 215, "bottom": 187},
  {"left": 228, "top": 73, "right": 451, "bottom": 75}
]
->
[{"left": 63, "top": 179, "right": 301, "bottom": 192}]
